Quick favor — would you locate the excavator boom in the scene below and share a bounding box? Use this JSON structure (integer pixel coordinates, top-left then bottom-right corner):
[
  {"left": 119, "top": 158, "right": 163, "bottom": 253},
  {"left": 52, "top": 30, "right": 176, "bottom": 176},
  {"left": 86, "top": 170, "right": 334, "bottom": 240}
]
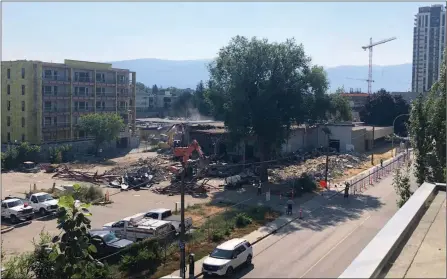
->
[{"left": 173, "top": 140, "right": 204, "bottom": 165}]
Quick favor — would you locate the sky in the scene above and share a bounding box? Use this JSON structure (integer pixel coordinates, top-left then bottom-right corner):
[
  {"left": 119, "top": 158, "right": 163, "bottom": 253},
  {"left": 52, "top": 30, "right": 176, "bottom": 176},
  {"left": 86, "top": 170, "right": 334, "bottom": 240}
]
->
[{"left": 1, "top": 1, "right": 443, "bottom": 67}]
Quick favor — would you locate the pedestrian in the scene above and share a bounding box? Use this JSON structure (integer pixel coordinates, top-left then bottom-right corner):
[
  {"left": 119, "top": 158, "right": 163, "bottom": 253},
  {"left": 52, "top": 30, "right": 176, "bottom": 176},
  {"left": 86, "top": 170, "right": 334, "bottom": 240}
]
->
[
  {"left": 257, "top": 180, "right": 262, "bottom": 196},
  {"left": 380, "top": 158, "right": 383, "bottom": 168},
  {"left": 287, "top": 198, "right": 294, "bottom": 215},
  {"left": 344, "top": 181, "right": 350, "bottom": 199}
]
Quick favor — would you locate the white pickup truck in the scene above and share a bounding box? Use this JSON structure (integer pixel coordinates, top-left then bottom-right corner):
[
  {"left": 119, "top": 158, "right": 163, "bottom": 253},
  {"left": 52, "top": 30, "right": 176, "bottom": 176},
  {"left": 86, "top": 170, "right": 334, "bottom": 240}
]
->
[
  {"left": 102, "top": 213, "right": 174, "bottom": 242},
  {"left": 144, "top": 208, "right": 193, "bottom": 233},
  {"left": 28, "top": 192, "right": 59, "bottom": 215},
  {"left": 1, "top": 198, "right": 34, "bottom": 223}
]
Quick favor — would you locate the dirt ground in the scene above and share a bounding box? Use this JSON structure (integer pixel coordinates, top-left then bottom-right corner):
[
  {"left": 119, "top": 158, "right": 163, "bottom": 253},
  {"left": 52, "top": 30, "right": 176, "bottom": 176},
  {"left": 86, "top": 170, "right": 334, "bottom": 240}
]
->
[{"left": 337, "top": 144, "right": 396, "bottom": 183}]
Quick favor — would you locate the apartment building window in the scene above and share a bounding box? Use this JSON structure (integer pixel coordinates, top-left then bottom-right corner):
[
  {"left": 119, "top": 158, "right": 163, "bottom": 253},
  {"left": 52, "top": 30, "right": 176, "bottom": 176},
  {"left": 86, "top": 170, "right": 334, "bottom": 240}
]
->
[
  {"left": 22, "top": 117, "right": 25, "bottom": 128},
  {"left": 75, "top": 87, "right": 88, "bottom": 96},
  {"left": 53, "top": 70, "right": 58, "bottom": 80},
  {"left": 7, "top": 116, "right": 11, "bottom": 126},
  {"left": 7, "top": 68, "right": 10, "bottom": 79},
  {"left": 44, "top": 101, "right": 52, "bottom": 111},
  {"left": 7, "top": 85, "right": 10, "bottom": 95},
  {"left": 7, "top": 101, "right": 11, "bottom": 111},
  {"left": 21, "top": 101, "right": 25, "bottom": 112},
  {"left": 22, "top": 85, "right": 25, "bottom": 95},
  {"left": 7, "top": 132, "right": 10, "bottom": 142},
  {"left": 54, "top": 86, "right": 58, "bottom": 96},
  {"left": 21, "top": 134, "right": 25, "bottom": 142},
  {"left": 44, "top": 70, "right": 52, "bottom": 79},
  {"left": 21, "top": 68, "right": 25, "bottom": 79},
  {"left": 78, "top": 101, "right": 87, "bottom": 111},
  {"left": 96, "top": 87, "right": 106, "bottom": 95},
  {"left": 54, "top": 117, "right": 58, "bottom": 126},
  {"left": 44, "top": 117, "right": 52, "bottom": 126},
  {"left": 117, "top": 75, "right": 125, "bottom": 84},
  {"left": 96, "top": 101, "right": 102, "bottom": 109},
  {"left": 96, "top": 73, "right": 105, "bottom": 83},
  {"left": 75, "top": 72, "right": 90, "bottom": 82}
]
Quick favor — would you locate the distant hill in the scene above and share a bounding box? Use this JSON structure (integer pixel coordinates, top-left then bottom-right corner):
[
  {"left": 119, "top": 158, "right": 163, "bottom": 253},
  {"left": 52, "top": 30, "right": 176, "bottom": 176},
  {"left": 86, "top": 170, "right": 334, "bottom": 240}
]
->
[{"left": 110, "top": 59, "right": 412, "bottom": 92}]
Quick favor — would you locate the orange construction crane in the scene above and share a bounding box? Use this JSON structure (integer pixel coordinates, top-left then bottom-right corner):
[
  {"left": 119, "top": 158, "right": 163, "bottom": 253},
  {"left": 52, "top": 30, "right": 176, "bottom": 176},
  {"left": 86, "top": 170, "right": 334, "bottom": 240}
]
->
[{"left": 173, "top": 140, "right": 204, "bottom": 166}]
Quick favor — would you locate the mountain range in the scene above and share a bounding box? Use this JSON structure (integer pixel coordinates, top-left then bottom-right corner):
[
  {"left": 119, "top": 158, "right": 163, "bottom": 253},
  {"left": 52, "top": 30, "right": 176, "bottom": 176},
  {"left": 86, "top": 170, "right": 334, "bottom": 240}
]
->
[{"left": 110, "top": 59, "right": 412, "bottom": 92}]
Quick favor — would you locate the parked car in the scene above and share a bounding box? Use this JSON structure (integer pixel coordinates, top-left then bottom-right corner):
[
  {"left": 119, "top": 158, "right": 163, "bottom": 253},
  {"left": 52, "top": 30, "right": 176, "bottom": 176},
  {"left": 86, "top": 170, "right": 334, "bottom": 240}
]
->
[
  {"left": 20, "top": 161, "right": 40, "bottom": 173},
  {"left": 1, "top": 198, "right": 34, "bottom": 223},
  {"left": 202, "top": 238, "right": 253, "bottom": 277},
  {"left": 28, "top": 192, "right": 59, "bottom": 215},
  {"left": 144, "top": 208, "right": 193, "bottom": 233},
  {"left": 89, "top": 230, "right": 134, "bottom": 258},
  {"left": 103, "top": 213, "right": 174, "bottom": 242}
]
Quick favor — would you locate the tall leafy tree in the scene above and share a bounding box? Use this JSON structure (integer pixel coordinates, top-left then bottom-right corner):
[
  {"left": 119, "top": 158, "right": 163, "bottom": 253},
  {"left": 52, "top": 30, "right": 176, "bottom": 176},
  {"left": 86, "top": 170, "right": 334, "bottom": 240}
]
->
[
  {"left": 409, "top": 49, "right": 446, "bottom": 183},
  {"left": 193, "top": 81, "right": 212, "bottom": 116},
  {"left": 359, "top": 89, "right": 410, "bottom": 135},
  {"left": 152, "top": 84, "right": 159, "bottom": 95},
  {"left": 207, "top": 36, "right": 332, "bottom": 181},
  {"left": 79, "top": 113, "right": 125, "bottom": 155}
]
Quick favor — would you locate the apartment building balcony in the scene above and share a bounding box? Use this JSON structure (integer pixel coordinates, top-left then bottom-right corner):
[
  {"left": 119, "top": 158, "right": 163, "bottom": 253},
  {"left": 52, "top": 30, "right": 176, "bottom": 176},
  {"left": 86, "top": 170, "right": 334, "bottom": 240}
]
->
[
  {"left": 43, "top": 108, "right": 71, "bottom": 116},
  {"left": 42, "top": 75, "right": 70, "bottom": 85},
  {"left": 42, "top": 91, "right": 70, "bottom": 100},
  {"left": 96, "top": 80, "right": 117, "bottom": 87},
  {"left": 42, "top": 123, "right": 71, "bottom": 131},
  {"left": 96, "top": 93, "right": 117, "bottom": 100},
  {"left": 73, "top": 94, "right": 95, "bottom": 101},
  {"left": 73, "top": 77, "right": 95, "bottom": 86},
  {"left": 72, "top": 107, "right": 95, "bottom": 114},
  {"left": 95, "top": 107, "right": 117, "bottom": 113}
]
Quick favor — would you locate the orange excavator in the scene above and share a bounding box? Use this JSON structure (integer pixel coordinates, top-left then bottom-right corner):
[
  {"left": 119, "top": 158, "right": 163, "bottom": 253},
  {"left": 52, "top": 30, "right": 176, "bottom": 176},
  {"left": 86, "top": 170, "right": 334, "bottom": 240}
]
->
[
  {"left": 173, "top": 140, "right": 204, "bottom": 165},
  {"left": 170, "top": 140, "right": 207, "bottom": 180}
]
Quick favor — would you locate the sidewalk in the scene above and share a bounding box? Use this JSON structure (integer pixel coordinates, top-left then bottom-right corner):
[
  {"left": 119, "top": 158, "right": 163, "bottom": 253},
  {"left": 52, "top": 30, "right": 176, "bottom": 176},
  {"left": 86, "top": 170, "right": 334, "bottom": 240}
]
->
[{"left": 169, "top": 152, "right": 410, "bottom": 278}]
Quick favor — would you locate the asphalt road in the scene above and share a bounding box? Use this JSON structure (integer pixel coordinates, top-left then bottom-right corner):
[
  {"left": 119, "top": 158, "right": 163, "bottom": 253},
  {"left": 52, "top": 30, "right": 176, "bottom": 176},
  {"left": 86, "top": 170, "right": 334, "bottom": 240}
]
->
[{"left": 225, "top": 167, "right": 418, "bottom": 278}]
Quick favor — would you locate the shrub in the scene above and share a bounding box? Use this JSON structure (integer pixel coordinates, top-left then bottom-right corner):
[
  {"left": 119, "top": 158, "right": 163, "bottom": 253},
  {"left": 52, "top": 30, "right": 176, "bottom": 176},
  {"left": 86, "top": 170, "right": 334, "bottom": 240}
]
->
[
  {"left": 72, "top": 184, "right": 104, "bottom": 203},
  {"left": 211, "top": 230, "right": 226, "bottom": 242},
  {"left": 49, "top": 145, "right": 74, "bottom": 164},
  {"left": 119, "top": 238, "right": 161, "bottom": 274},
  {"left": 2, "top": 253, "right": 34, "bottom": 279},
  {"left": 297, "top": 173, "right": 317, "bottom": 193},
  {"left": 235, "top": 213, "right": 253, "bottom": 228},
  {"left": 1, "top": 142, "right": 41, "bottom": 170}
]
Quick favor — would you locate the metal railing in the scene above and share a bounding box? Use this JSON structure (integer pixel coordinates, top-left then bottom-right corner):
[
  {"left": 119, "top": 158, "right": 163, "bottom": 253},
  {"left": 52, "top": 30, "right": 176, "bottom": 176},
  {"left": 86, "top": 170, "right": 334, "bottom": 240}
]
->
[{"left": 345, "top": 151, "right": 412, "bottom": 195}]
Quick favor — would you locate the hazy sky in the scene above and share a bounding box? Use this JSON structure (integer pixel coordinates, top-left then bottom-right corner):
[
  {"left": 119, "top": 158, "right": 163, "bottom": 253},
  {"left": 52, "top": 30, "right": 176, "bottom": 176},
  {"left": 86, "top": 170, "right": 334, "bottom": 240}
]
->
[{"left": 2, "top": 1, "right": 443, "bottom": 67}]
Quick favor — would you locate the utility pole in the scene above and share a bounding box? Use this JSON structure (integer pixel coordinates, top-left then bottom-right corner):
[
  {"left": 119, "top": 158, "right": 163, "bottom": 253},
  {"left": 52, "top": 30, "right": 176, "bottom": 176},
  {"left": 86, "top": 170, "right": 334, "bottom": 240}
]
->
[
  {"left": 371, "top": 126, "right": 375, "bottom": 165},
  {"left": 179, "top": 163, "right": 186, "bottom": 279}
]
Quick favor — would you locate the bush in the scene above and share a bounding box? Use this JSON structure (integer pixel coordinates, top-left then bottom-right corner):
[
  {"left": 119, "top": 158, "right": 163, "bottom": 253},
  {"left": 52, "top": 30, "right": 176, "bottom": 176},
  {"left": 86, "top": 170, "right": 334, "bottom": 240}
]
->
[
  {"left": 2, "top": 253, "right": 34, "bottom": 279},
  {"left": 119, "top": 238, "right": 161, "bottom": 274},
  {"left": 235, "top": 213, "right": 253, "bottom": 228},
  {"left": 297, "top": 173, "right": 317, "bottom": 193},
  {"left": 1, "top": 142, "right": 41, "bottom": 170},
  {"left": 211, "top": 230, "right": 226, "bottom": 242},
  {"left": 49, "top": 145, "right": 74, "bottom": 164},
  {"left": 72, "top": 184, "right": 104, "bottom": 203}
]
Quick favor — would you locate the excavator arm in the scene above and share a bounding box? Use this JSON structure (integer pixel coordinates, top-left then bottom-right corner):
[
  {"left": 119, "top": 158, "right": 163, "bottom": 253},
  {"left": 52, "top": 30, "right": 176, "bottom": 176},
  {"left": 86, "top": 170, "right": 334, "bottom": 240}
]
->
[{"left": 173, "top": 140, "right": 204, "bottom": 166}]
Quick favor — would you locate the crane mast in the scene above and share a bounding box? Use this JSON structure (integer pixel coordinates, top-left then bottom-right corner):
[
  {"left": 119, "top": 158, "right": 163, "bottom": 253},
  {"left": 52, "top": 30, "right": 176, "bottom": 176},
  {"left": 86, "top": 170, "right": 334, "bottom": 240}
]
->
[{"left": 362, "top": 37, "right": 397, "bottom": 94}]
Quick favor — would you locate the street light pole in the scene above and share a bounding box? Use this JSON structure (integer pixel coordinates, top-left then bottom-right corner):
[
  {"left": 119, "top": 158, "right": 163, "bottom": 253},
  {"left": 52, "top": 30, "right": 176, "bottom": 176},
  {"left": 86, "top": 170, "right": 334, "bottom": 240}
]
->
[
  {"left": 179, "top": 163, "right": 186, "bottom": 279},
  {"left": 391, "top": 113, "right": 410, "bottom": 157}
]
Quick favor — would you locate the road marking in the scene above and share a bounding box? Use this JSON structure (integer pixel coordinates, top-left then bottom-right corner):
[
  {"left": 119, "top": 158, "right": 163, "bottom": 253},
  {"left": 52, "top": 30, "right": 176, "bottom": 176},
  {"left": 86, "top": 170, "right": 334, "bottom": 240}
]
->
[{"left": 299, "top": 215, "right": 372, "bottom": 278}]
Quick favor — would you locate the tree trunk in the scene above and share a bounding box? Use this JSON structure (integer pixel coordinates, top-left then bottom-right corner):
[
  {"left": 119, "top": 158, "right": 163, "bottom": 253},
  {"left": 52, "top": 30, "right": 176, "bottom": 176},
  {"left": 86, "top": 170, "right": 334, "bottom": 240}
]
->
[{"left": 259, "top": 141, "right": 271, "bottom": 182}]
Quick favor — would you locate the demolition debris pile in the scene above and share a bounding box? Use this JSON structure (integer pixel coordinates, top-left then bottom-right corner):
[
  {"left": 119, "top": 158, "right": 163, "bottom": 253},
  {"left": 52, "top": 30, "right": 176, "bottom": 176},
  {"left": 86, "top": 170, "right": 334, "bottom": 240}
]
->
[
  {"left": 269, "top": 153, "right": 368, "bottom": 184},
  {"left": 105, "top": 157, "right": 169, "bottom": 182},
  {"left": 52, "top": 165, "right": 120, "bottom": 184}
]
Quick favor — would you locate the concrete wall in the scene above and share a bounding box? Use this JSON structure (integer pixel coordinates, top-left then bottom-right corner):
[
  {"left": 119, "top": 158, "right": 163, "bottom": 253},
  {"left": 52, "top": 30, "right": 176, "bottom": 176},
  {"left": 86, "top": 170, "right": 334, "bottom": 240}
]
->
[
  {"left": 351, "top": 128, "right": 366, "bottom": 153},
  {"left": 325, "top": 125, "right": 353, "bottom": 153}
]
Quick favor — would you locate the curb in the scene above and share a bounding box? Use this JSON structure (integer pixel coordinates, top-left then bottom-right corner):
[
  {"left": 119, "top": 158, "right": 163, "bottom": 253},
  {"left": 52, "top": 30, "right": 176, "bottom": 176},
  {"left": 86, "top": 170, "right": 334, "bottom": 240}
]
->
[{"left": 1, "top": 226, "right": 14, "bottom": 234}]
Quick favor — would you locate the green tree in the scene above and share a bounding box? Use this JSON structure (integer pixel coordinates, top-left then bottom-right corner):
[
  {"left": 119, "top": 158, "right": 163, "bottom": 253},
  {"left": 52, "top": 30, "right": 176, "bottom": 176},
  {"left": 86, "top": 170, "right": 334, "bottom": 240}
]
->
[
  {"left": 152, "top": 84, "right": 159, "bottom": 95},
  {"left": 193, "top": 80, "right": 212, "bottom": 116},
  {"left": 409, "top": 49, "right": 446, "bottom": 183},
  {"left": 79, "top": 113, "right": 125, "bottom": 156},
  {"left": 172, "top": 92, "right": 194, "bottom": 117},
  {"left": 393, "top": 166, "right": 413, "bottom": 208},
  {"left": 49, "top": 195, "right": 110, "bottom": 279},
  {"left": 359, "top": 89, "right": 410, "bottom": 135},
  {"left": 207, "top": 36, "right": 331, "bottom": 181}
]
